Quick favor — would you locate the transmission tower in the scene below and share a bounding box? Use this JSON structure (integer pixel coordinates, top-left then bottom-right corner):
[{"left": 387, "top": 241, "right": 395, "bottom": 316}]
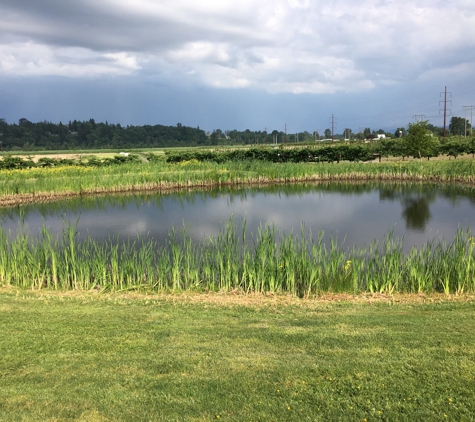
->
[
  {"left": 463, "top": 106, "right": 475, "bottom": 137},
  {"left": 329, "top": 114, "right": 336, "bottom": 143},
  {"left": 439, "top": 86, "right": 452, "bottom": 137},
  {"left": 413, "top": 114, "right": 426, "bottom": 123}
]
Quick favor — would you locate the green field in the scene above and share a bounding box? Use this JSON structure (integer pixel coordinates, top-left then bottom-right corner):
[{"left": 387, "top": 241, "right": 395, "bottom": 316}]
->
[{"left": 1, "top": 290, "right": 474, "bottom": 421}]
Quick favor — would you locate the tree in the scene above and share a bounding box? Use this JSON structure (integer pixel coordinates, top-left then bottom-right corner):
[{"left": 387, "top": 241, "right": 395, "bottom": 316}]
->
[
  {"left": 403, "top": 121, "right": 436, "bottom": 160},
  {"left": 394, "top": 128, "right": 405, "bottom": 138},
  {"left": 427, "top": 123, "right": 443, "bottom": 137},
  {"left": 210, "top": 130, "right": 219, "bottom": 145},
  {"left": 449, "top": 117, "right": 470, "bottom": 136},
  {"left": 324, "top": 128, "right": 331, "bottom": 138},
  {"left": 19, "top": 118, "right": 32, "bottom": 127},
  {"left": 343, "top": 128, "right": 352, "bottom": 140}
]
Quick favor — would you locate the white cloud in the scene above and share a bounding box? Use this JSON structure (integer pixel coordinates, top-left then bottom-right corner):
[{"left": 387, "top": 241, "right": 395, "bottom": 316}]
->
[
  {"left": 0, "top": 43, "right": 140, "bottom": 77},
  {"left": 0, "top": 0, "right": 474, "bottom": 94}
]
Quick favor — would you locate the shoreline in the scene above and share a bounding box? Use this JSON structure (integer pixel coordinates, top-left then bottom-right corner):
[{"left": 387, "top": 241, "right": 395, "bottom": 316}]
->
[{"left": 2, "top": 171, "right": 475, "bottom": 207}]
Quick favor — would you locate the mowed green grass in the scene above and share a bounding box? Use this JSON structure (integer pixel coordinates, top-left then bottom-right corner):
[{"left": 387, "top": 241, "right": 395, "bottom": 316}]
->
[{"left": 1, "top": 291, "right": 474, "bottom": 421}]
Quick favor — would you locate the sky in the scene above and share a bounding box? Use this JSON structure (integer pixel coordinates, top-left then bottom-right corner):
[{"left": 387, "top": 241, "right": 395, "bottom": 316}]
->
[{"left": 1, "top": 0, "right": 475, "bottom": 135}]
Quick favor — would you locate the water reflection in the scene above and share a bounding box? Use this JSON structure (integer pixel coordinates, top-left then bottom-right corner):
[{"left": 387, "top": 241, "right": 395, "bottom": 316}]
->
[
  {"left": 378, "top": 185, "right": 437, "bottom": 230},
  {"left": 1, "top": 182, "right": 475, "bottom": 251}
]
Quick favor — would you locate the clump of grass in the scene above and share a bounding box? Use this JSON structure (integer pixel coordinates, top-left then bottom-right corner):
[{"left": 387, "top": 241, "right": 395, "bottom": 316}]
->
[
  {"left": 1, "top": 219, "right": 474, "bottom": 295},
  {"left": 1, "top": 159, "right": 475, "bottom": 206}
]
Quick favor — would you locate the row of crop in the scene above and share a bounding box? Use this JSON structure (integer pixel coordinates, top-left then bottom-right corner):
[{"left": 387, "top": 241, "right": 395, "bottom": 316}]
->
[
  {"left": 165, "top": 145, "right": 375, "bottom": 164},
  {"left": 373, "top": 137, "right": 475, "bottom": 160},
  {"left": 166, "top": 139, "right": 475, "bottom": 164},
  {"left": 0, "top": 154, "right": 141, "bottom": 170},
  {"left": 1, "top": 220, "right": 474, "bottom": 295}
]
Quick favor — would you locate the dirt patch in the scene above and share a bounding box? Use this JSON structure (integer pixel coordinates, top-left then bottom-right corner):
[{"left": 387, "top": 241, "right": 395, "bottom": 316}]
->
[
  {"left": 1, "top": 286, "right": 473, "bottom": 308},
  {"left": 14, "top": 153, "right": 118, "bottom": 162}
]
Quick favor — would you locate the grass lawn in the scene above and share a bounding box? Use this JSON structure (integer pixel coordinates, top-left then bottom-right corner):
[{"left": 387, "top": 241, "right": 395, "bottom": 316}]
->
[{"left": 1, "top": 290, "right": 475, "bottom": 421}]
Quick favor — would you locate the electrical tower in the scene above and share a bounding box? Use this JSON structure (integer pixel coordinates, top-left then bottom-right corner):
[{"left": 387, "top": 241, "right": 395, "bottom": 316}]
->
[
  {"left": 329, "top": 114, "right": 336, "bottom": 143},
  {"left": 413, "top": 115, "right": 426, "bottom": 123},
  {"left": 439, "top": 86, "right": 452, "bottom": 137},
  {"left": 463, "top": 106, "right": 474, "bottom": 137}
]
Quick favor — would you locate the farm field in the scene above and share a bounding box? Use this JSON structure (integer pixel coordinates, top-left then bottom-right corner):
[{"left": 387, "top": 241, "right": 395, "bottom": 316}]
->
[{"left": 1, "top": 289, "right": 474, "bottom": 421}]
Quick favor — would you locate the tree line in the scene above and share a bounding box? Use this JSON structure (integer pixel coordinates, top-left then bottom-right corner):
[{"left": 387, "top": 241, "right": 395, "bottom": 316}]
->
[
  {"left": 0, "top": 118, "right": 208, "bottom": 151},
  {"left": 0, "top": 116, "right": 472, "bottom": 152}
]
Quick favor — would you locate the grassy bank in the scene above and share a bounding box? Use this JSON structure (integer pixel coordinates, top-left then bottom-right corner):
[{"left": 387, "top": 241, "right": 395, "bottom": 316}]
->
[
  {"left": 1, "top": 221, "right": 474, "bottom": 295},
  {"left": 1, "top": 157, "right": 475, "bottom": 206},
  {"left": 1, "top": 290, "right": 474, "bottom": 421}
]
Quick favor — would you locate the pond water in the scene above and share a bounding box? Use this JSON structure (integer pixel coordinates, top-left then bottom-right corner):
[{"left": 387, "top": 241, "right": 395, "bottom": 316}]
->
[{"left": 1, "top": 182, "right": 475, "bottom": 251}]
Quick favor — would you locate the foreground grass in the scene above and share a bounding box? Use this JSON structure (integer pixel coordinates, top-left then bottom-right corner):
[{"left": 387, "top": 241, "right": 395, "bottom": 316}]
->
[
  {"left": 1, "top": 290, "right": 474, "bottom": 421},
  {"left": 2, "top": 220, "right": 474, "bottom": 295}
]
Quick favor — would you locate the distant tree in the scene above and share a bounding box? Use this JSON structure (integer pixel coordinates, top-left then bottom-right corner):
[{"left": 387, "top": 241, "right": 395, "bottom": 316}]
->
[
  {"left": 343, "top": 128, "right": 352, "bottom": 139},
  {"left": 324, "top": 128, "right": 331, "bottom": 138},
  {"left": 449, "top": 117, "right": 470, "bottom": 136},
  {"left": 394, "top": 127, "right": 406, "bottom": 138},
  {"left": 403, "top": 121, "right": 436, "bottom": 160},
  {"left": 19, "top": 118, "right": 32, "bottom": 127},
  {"left": 210, "top": 130, "right": 219, "bottom": 145},
  {"left": 426, "top": 123, "right": 443, "bottom": 137}
]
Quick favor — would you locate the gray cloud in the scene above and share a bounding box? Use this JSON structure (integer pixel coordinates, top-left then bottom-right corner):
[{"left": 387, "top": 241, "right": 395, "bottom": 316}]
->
[
  {"left": 2, "top": 0, "right": 475, "bottom": 94},
  {"left": 1, "top": 0, "right": 475, "bottom": 132}
]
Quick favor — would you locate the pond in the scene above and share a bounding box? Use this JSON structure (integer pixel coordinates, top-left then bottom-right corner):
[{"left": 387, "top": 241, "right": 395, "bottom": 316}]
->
[{"left": 1, "top": 182, "right": 475, "bottom": 251}]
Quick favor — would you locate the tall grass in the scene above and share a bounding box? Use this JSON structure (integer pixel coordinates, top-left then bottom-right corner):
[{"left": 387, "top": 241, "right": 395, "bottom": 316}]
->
[
  {"left": 1, "top": 219, "right": 474, "bottom": 296},
  {"left": 1, "top": 158, "right": 475, "bottom": 205}
]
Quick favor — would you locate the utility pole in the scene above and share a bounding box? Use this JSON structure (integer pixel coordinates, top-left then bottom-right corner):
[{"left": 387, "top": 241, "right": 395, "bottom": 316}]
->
[
  {"left": 463, "top": 106, "right": 474, "bottom": 137},
  {"left": 284, "top": 123, "right": 288, "bottom": 144},
  {"left": 314, "top": 130, "right": 321, "bottom": 143},
  {"left": 413, "top": 114, "right": 426, "bottom": 123},
  {"left": 439, "top": 86, "right": 452, "bottom": 138},
  {"left": 329, "top": 114, "right": 336, "bottom": 143}
]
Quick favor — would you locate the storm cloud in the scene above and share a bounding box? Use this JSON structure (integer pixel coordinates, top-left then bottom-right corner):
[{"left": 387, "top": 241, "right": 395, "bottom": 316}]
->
[{"left": 1, "top": 0, "right": 475, "bottom": 131}]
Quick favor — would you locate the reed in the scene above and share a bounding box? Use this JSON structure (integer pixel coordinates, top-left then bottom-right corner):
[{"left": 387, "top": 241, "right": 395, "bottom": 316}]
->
[
  {"left": 1, "top": 219, "right": 474, "bottom": 295},
  {"left": 1, "top": 158, "right": 475, "bottom": 206}
]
